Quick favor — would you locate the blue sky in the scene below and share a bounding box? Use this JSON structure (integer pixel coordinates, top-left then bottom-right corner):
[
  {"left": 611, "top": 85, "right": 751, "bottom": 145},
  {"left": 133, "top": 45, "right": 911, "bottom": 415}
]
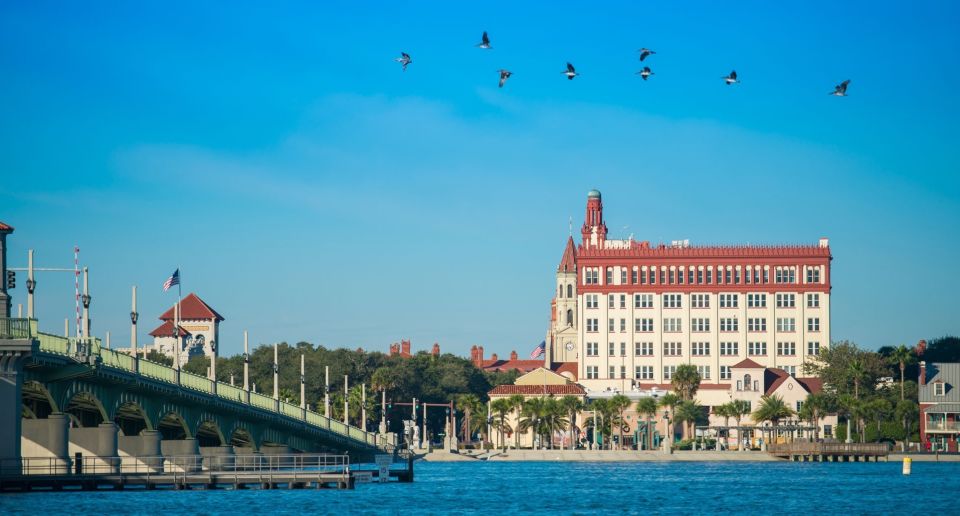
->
[{"left": 2, "top": 1, "right": 958, "bottom": 357}]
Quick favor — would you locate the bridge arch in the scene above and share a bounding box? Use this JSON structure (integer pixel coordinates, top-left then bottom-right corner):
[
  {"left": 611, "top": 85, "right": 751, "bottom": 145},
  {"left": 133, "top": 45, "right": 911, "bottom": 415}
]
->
[
  {"left": 228, "top": 426, "right": 258, "bottom": 451},
  {"left": 114, "top": 401, "right": 153, "bottom": 436},
  {"left": 157, "top": 411, "right": 191, "bottom": 440},
  {"left": 64, "top": 391, "right": 108, "bottom": 427},
  {"left": 22, "top": 381, "right": 59, "bottom": 419},
  {"left": 196, "top": 420, "right": 225, "bottom": 447}
]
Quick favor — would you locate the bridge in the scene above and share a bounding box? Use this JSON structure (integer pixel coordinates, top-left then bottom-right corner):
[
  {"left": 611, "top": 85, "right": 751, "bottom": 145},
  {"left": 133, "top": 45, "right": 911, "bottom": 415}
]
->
[{"left": 1, "top": 317, "right": 398, "bottom": 477}]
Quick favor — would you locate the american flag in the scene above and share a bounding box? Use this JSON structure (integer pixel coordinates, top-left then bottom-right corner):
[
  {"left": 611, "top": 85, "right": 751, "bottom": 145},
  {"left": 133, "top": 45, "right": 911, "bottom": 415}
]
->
[
  {"left": 530, "top": 340, "right": 545, "bottom": 359},
  {"left": 162, "top": 269, "right": 180, "bottom": 292}
]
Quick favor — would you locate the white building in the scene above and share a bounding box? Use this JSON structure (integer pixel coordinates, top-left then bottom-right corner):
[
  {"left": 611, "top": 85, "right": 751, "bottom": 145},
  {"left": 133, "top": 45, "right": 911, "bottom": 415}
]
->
[{"left": 145, "top": 293, "right": 223, "bottom": 366}]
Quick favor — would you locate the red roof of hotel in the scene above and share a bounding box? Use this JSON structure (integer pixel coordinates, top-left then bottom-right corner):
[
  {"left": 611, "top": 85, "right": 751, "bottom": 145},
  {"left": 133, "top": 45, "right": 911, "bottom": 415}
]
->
[
  {"left": 159, "top": 293, "right": 224, "bottom": 322},
  {"left": 732, "top": 358, "right": 766, "bottom": 369},
  {"left": 552, "top": 362, "right": 578, "bottom": 380},
  {"left": 489, "top": 384, "right": 586, "bottom": 396},
  {"left": 148, "top": 320, "right": 191, "bottom": 338},
  {"left": 636, "top": 383, "right": 732, "bottom": 391},
  {"left": 0, "top": 221, "right": 13, "bottom": 232},
  {"left": 558, "top": 236, "right": 577, "bottom": 272}
]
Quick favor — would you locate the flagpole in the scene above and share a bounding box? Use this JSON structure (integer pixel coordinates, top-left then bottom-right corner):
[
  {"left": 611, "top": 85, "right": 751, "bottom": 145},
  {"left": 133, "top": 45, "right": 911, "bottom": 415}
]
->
[{"left": 176, "top": 265, "right": 182, "bottom": 371}]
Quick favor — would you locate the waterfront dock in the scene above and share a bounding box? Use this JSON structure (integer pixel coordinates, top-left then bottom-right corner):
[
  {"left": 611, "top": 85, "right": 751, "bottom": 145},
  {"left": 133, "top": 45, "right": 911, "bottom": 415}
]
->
[{"left": 766, "top": 442, "right": 891, "bottom": 462}]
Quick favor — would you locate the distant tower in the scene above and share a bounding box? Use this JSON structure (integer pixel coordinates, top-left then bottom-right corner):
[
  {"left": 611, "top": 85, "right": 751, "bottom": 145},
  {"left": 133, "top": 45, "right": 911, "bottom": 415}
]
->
[
  {"left": 581, "top": 189, "right": 607, "bottom": 249},
  {"left": 549, "top": 233, "right": 579, "bottom": 365}
]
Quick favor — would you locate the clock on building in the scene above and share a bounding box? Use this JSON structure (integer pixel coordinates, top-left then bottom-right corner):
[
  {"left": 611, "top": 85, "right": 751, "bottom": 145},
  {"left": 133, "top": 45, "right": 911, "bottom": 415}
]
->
[{"left": 565, "top": 342, "right": 575, "bottom": 351}]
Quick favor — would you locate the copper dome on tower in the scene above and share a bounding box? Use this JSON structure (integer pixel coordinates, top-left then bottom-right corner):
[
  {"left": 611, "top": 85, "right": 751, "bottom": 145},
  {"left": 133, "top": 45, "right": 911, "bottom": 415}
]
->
[{"left": 587, "top": 189, "right": 601, "bottom": 199}]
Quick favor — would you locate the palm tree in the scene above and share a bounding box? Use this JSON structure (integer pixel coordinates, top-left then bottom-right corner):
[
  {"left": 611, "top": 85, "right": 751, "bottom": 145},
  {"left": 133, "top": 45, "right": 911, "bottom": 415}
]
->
[
  {"left": 752, "top": 394, "right": 794, "bottom": 446},
  {"left": 848, "top": 359, "right": 866, "bottom": 399},
  {"left": 672, "top": 364, "right": 702, "bottom": 401},
  {"left": 490, "top": 398, "right": 513, "bottom": 449},
  {"left": 894, "top": 399, "right": 918, "bottom": 451},
  {"left": 609, "top": 394, "right": 632, "bottom": 449},
  {"left": 635, "top": 397, "right": 658, "bottom": 450},
  {"left": 456, "top": 394, "right": 482, "bottom": 444},
  {"left": 729, "top": 399, "right": 752, "bottom": 450},
  {"left": 714, "top": 403, "right": 732, "bottom": 449},
  {"left": 674, "top": 400, "right": 703, "bottom": 443},
  {"left": 797, "top": 393, "right": 832, "bottom": 440},
  {"left": 863, "top": 397, "right": 892, "bottom": 441},
  {"left": 508, "top": 394, "right": 525, "bottom": 449},
  {"left": 586, "top": 398, "right": 611, "bottom": 449},
  {"left": 888, "top": 345, "right": 915, "bottom": 401},
  {"left": 518, "top": 398, "right": 549, "bottom": 449},
  {"left": 657, "top": 393, "right": 680, "bottom": 444},
  {"left": 558, "top": 396, "right": 584, "bottom": 450},
  {"left": 540, "top": 397, "right": 569, "bottom": 449}
]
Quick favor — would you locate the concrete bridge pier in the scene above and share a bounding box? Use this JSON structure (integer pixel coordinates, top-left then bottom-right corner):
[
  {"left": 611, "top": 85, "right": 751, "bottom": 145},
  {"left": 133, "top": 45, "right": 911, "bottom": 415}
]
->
[
  {"left": 20, "top": 412, "right": 70, "bottom": 473},
  {"left": 200, "top": 445, "right": 236, "bottom": 471},
  {"left": 161, "top": 437, "right": 201, "bottom": 472},
  {"left": 118, "top": 429, "right": 163, "bottom": 473},
  {"left": 69, "top": 422, "right": 120, "bottom": 474},
  {"left": 0, "top": 337, "right": 32, "bottom": 473}
]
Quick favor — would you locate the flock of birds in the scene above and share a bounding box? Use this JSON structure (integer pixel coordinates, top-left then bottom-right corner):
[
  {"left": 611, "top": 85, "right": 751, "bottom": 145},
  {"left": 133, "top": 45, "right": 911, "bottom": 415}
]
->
[{"left": 394, "top": 31, "right": 852, "bottom": 96}]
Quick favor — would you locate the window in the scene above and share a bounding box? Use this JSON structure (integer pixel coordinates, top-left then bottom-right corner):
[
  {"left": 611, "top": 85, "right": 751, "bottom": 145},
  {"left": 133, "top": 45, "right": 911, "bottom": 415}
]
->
[
  {"left": 620, "top": 295, "right": 626, "bottom": 309},
  {"left": 720, "top": 318, "right": 739, "bottom": 332},
  {"left": 586, "top": 294, "right": 598, "bottom": 309},
  {"left": 747, "top": 293, "right": 767, "bottom": 308},
  {"left": 807, "top": 341, "right": 820, "bottom": 356},
  {"left": 586, "top": 319, "right": 598, "bottom": 332},
  {"left": 784, "top": 365, "right": 797, "bottom": 377},
  {"left": 669, "top": 269, "right": 675, "bottom": 284},
  {"left": 660, "top": 269, "right": 667, "bottom": 285},
  {"left": 608, "top": 295, "right": 615, "bottom": 309},
  {"left": 777, "top": 341, "right": 796, "bottom": 356},
  {"left": 637, "top": 365, "right": 654, "bottom": 380},
  {"left": 697, "top": 269, "right": 704, "bottom": 284},
  {"left": 748, "top": 318, "right": 767, "bottom": 332},
  {"left": 776, "top": 294, "right": 796, "bottom": 308},
  {"left": 586, "top": 366, "right": 598, "bottom": 379},
  {"left": 586, "top": 342, "right": 598, "bottom": 356},
  {"left": 609, "top": 366, "right": 616, "bottom": 379},
  {"left": 663, "top": 365, "right": 677, "bottom": 380},
  {"left": 692, "top": 318, "right": 710, "bottom": 332},
  {"left": 775, "top": 267, "right": 796, "bottom": 284},
  {"left": 748, "top": 341, "right": 767, "bottom": 356},
  {"left": 776, "top": 317, "right": 796, "bottom": 332},
  {"left": 697, "top": 365, "right": 711, "bottom": 380},
  {"left": 608, "top": 318, "right": 615, "bottom": 332},
  {"left": 621, "top": 269, "right": 628, "bottom": 285},
  {"left": 635, "top": 293, "right": 653, "bottom": 309},
  {"left": 620, "top": 366, "right": 627, "bottom": 379},
  {"left": 706, "top": 269, "right": 713, "bottom": 284},
  {"left": 934, "top": 383, "right": 945, "bottom": 396},
  {"left": 565, "top": 309, "right": 573, "bottom": 326},
  {"left": 691, "top": 342, "right": 710, "bottom": 356},
  {"left": 720, "top": 341, "right": 739, "bottom": 356},
  {"left": 585, "top": 268, "right": 599, "bottom": 285},
  {"left": 566, "top": 284, "right": 573, "bottom": 298},
  {"left": 608, "top": 342, "right": 616, "bottom": 356},
  {"left": 720, "top": 294, "right": 738, "bottom": 308},
  {"left": 807, "top": 293, "right": 820, "bottom": 308},
  {"left": 691, "top": 294, "right": 710, "bottom": 309},
  {"left": 806, "top": 267, "right": 820, "bottom": 284},
  {"left": 807, "top": 317, "right": 820, "bottom": 332},
  {"left": 724, "top": 269, "right": 732, "bottom": 284},
  {"left": 720, "top": 365, "right": 732, "bottom": 380},
  {"left": 663, "top": 318, "right": 682, "bottom": 333},
  {"left": 620, "top": 342, "right": 627, "bottom": 356},
  {"left": 663, "top": 342, "right": 682, "bottom": 356},
  {"left": 606, "top": 268, "right": 614, "bottom": 285},
  {"left": 796, "top": 400, "right": 803, "bottom": 412},
  {"left": 635, "top": 341, "right": 653, "bottom": 356},
  {"left": 663, "top": 294, "right": 682, "bottom": 308},
  {"left": 618, "top": 318, "right": 625, "bottom": 332},
  {"left": 635, "top": 318, "right": 654, "bottom": 332},
  {"left": 631, "top": 268, "right": 638, "bottom": 284}
]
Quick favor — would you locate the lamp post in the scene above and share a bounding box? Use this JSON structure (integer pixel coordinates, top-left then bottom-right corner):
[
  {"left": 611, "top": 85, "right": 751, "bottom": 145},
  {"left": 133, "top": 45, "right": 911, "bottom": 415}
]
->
[
  {"left": 662, "top": 410, "right": 672, "bottom": 454},
  {"left": 26, "top": 249, "right": 35, "bottom": 318},
  {"left": 130, "top": 286, "right": 138, "bottom": 360}
]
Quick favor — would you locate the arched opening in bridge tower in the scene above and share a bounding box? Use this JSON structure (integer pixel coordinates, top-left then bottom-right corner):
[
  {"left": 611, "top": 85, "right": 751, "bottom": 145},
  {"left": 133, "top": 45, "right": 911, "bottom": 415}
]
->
[
  {"left": 229, "top": 428, "right": 256, "bottom": 451},
  {"left": 64, "top": 392, "right": 106, "bottom": 427},
  {"left": 158, "top": 412, "right": 190, "bottom": 440},
  {"left": 115, "top": 402, "right": 151, "bottom": 436},
  {"left": 196, "top": 420, "right": 224, "bottom": 447},
  {"left": 21, "top": 381, "right": 57, "bottom": 419}
]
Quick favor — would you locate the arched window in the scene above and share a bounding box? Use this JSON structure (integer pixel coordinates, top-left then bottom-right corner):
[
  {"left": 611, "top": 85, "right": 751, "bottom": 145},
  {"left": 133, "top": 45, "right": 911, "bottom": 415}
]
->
[
  {"left": 566, "top": 284, "right": 573, "bottom": 298},
  {"left": 744, "top": 374, "right": 752, "bottom": 390},
  {"left": 566, "top": 309, "right": 573, "bottom": 326},
  {"left": 558, "top": 285, "right": 563, "bottom": 298}
]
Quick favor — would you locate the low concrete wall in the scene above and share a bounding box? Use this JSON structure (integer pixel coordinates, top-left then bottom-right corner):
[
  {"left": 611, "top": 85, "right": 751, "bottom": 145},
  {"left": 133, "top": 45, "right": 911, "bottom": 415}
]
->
[{"left": 68, "top": 423, "right": 120, "bottom": 474}]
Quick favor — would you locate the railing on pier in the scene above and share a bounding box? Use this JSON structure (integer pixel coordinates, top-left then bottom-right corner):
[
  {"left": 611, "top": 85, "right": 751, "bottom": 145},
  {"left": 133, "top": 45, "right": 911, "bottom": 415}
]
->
[
  {"left": 0, "top": 453, "right": 349, "bottom": 476},
  {"left": 28, "top": 327, "right": 398, "bottom": 452},
  {"left": 0, "top": 318, "right": 32, "bottom": 339},
  {"left": 767, "top": 442, "right": 891, "bottom": 456}
]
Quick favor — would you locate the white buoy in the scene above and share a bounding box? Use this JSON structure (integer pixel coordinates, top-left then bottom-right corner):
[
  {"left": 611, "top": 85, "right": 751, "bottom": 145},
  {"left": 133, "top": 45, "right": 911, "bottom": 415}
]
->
[{"left": 902, "top": 457, "right": 912, "bottom": 475}]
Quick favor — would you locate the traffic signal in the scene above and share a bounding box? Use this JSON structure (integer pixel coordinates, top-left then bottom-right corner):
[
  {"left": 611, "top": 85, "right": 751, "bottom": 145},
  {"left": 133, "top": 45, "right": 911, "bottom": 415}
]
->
[{"left": 5, "top": 271, "right": 14, "bottom": 290}]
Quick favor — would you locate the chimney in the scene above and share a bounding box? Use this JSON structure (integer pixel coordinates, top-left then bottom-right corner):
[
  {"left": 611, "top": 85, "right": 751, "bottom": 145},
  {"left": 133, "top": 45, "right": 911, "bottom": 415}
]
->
[
  {"left": 470, "top": 345, "right": 478, "bottom": 364},
  {"left": 916, "top": 339, "right": 927, "bottom": 357},
  {"left": 389, "top": 342, "right": 399, "bottom": 356},
  {"left": 510, "top": 350, "right": 518, "bottom": 361},
  {"left": 478, "top": 346, "right": 484, "bottom": 364},
  {"left": 431, "top": 343, "right": 440, "bottom": 356},
  {"left": 401, "top": 339, "right": 411, "bottom": 357},
  {"left": 920, "top": 361, "right": 927, "bottom": 385},
  {"left": 491, "top": 353, "right": 498, "bottom": 361}
]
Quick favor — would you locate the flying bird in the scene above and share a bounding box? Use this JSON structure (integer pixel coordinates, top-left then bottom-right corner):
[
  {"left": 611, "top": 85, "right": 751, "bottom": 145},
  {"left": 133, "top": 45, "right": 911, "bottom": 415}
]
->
[
  {"left": 638, "top": 48, "right": 656, "bottom": 61},
  {"left": 723, "top": 70, "right": 740, "bottom": 85},
  {"left": 831, "top": 80, "right": 850, "bottom": 96},
  {"left": 498, "top": 69, "right": 512, "bottom": 88},
  {"left": 395, "top": 52, "right": 412, "bottom": 71},
  {"left": 477, "top": 31, "right": 491, "bottom": 49},
  {"left": 563, "top": 62, "right": 579, "bottom": 80},
  {"left": 637, "top": 66, "right": 654, "bottom": 80}
]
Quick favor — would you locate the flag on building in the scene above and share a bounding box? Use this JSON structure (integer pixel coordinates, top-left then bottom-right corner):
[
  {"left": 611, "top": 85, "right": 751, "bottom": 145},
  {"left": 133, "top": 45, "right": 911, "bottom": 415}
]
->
[
  {"left": 162, "top": 268, "right": 180, "bottom": 292},
  {"left": 530, "top": 340, "right": 545, "bottom": 359}
]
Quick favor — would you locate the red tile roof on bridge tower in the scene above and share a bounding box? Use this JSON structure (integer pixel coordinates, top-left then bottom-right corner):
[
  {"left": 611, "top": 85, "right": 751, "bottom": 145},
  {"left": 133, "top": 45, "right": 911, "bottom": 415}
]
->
[
  {"left": 148, "top": 320, "right": 191, "bottom": 337},
  {"left": 0, "top": 221, "right": 13, "bottom": 232},
  {"left": 159, "top": 293, "right": 225, "bottom": 321}
]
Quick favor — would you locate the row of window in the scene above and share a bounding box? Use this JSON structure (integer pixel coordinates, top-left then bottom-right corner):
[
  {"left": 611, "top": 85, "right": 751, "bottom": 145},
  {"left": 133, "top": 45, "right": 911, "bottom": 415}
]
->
[
  {"left": 589, "top": 317, "right": 821, "bottom": 333},
  {"left": 585, "top": 293, "right": 822, "bottom": 310},
  {"left": 584, "top": 341, "right": 821, "bottom": 357},
  {"left": 582, "top": 265, "right": 823, "bottom": 287},
  {"left": 584, "top": 364, "right": 800, "bottom": 381}
]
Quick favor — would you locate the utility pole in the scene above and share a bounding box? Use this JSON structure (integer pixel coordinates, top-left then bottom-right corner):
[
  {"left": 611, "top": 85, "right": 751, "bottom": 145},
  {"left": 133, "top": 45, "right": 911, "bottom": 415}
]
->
[
  {"left": 272, "top": 342, "right": 279, "bottom": 401},
  {"left": 299, "top": 354, "right": 306, "bottom": 410},
  {"left": 242, "top": 330, "right": 250, "bottom": 391},
  {"left": 361, "top": 383, "right": 367, "bottom": 432},
  {"left": 324, "top": 366, "right": 330, "bottom": 418},
  {"left": 343, "top": 375, "right": 349, "bottom": 426}
]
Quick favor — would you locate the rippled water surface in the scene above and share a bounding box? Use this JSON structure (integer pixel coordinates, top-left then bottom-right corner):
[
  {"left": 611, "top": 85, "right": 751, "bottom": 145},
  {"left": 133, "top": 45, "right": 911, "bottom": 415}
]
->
[{"left": 1, "top": 460, "right": 958, "bottom": 515}]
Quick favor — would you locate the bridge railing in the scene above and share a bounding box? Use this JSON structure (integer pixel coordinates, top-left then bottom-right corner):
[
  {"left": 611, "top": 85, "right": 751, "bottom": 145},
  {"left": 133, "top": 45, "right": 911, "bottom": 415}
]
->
[
  {"left": 0, "top": 454, "right": 350, "bottom": 476},
  {"left": 180, "top": 370, "right": 212, "bottom": 393},
  {"left": 0, "top": 318, "right": 32, "bottom": 339}
]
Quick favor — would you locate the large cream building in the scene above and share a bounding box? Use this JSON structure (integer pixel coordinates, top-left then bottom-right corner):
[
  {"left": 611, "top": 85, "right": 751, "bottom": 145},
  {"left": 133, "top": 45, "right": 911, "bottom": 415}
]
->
[{"left": 547, "top": 189, "right": 832, "bottom": 393}]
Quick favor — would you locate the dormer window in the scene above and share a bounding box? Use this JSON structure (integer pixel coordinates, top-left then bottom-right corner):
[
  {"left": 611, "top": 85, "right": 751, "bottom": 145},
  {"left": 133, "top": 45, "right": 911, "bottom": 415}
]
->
[{"left": 934, "top": 382, "right": 945, "bottom": 396}]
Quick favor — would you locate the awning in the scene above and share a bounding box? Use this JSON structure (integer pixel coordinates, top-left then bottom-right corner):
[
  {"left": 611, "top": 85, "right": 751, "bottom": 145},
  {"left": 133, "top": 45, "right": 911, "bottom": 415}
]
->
[{"left": 923, "top": 403, "right": 960, "bottom": 413}]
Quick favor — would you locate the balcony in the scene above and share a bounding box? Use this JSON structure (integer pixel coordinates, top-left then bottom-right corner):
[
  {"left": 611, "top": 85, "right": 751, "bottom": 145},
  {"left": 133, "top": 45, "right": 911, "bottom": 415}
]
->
[
  {"left": 0, "top": 318, "right": 33, "bottom": 339},
  {"left": 925, "top": 420, "right": 960, "bottom": 432}
]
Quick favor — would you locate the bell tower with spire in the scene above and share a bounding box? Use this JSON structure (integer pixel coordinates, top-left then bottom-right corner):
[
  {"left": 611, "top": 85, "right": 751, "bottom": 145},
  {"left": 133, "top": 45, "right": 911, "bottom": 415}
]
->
[
  {"left": 581, "top": 189, "right": 607, "bottom": 249},
  {"left": 549, "top": 234, "right": 579, "bottom": 365}
]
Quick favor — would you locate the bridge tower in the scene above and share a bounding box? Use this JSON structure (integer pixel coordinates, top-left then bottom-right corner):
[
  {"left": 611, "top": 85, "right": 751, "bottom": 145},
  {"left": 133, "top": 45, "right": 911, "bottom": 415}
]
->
[{"left": 0, "top": 221, "right": 34, "bottom": 467}]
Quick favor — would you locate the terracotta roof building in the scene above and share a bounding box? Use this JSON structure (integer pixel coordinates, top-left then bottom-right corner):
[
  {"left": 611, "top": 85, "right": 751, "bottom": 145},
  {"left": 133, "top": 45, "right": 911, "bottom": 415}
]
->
[{"left": 145, "top": 293, "right": 223, "bottom": 366}]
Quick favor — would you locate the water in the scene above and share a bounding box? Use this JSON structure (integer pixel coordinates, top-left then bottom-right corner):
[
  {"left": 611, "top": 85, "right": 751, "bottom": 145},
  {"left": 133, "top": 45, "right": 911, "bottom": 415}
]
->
[{"left": 1, "top": 460, "right": 958, "bottom": 514}]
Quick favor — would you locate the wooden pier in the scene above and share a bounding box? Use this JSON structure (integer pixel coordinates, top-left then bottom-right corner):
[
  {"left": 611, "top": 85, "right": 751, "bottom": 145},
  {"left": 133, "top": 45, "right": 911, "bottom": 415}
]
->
[
  {"left": 0, "top": 453, "right": 413, "bottom": 492},
  {"left": 767, "top": 442, "right": 891, "bottom": 462}
]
